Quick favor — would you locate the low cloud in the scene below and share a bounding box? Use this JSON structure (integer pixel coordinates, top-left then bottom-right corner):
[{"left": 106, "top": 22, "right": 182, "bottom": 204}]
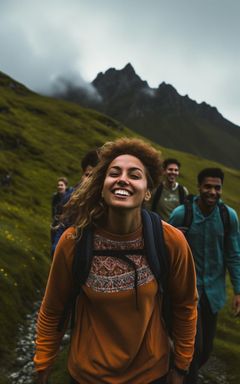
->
[
  {"left": 48, "top": 71, "right": 102, "bottom": 105},
  {"left": 141, "top": 87, "right": 156, "bottom": 98}
]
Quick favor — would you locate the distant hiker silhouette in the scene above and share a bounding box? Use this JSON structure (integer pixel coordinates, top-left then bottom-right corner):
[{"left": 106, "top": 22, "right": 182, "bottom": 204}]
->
[
  {"left": 51, "top": 177, "right": 73, "bottom": 246},
  {"left": 1, "top": 172, "right": 12, "bottom": 187}
]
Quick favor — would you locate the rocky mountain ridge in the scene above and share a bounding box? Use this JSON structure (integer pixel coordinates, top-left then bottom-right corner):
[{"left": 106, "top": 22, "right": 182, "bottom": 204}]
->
[{"left": 52, "top": 63, "right": 240, "bottom": 169}]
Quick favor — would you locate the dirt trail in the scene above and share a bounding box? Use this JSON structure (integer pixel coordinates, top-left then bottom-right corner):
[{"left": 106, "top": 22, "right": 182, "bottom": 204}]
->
[
  {"left": 197, "top": 355, "right": 232, "bottom": 384},
  {"left": 8, "top": 302, "right": 234, "bottom": 384}
]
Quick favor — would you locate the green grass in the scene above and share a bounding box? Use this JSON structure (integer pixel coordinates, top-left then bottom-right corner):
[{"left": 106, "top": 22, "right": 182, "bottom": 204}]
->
[
  {"left": 0, "top": 76, "right": 135, "bottom": 380},
  {"left": 213, "top": 277, "right": 240, "bottom": 383},
  {"left": 0, "top": 72, "right": 240, "bottom": 383}
]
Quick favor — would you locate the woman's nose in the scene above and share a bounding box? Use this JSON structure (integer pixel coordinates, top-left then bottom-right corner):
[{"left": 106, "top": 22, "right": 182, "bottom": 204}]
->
[{"left": 117, "top": 175, "right": 129, "bottom": 185}]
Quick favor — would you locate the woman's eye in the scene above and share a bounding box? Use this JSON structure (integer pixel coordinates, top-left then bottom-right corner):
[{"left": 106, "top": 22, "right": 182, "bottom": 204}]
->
[
  {"left": 130, "top": 174, "right": 141, "bottom": 179},
  {"left": 109, "top": 172, "right": 119, "bottom": 177}
]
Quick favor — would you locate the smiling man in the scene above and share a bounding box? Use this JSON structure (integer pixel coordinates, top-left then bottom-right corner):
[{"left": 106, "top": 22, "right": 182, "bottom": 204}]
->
[
  {"left": 169, "top": 167, "right": 240, "bottom": 383},
  {"left": 151, "top": 158, "right": 188, "bottom": 221}
]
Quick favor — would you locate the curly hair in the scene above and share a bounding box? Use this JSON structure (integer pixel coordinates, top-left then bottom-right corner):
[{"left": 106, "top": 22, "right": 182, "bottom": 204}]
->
[{"left": 62, "top": 138, "right": 162, "bottom": 235}]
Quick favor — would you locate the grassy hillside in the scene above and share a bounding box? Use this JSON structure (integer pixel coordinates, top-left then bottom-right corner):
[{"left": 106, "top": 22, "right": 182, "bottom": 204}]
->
[
  {"left": 0, "top": 73, "right": 135, "bottom": 381},
  {"left": 0, "top": 72, "right": 240, "bottom": 383}
]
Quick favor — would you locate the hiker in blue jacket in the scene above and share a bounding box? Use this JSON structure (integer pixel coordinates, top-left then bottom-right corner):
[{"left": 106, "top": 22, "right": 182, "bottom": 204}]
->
[
  {"left": 51, "top": 148, "right": 99, "bottom": 255},
  {"left": 169, "top": 167, "right": 240, "bottom": 384}
]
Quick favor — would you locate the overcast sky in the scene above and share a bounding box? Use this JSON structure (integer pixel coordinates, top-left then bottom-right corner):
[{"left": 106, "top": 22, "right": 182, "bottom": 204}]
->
[{"left": 0, "top": 0, "right": 239, "bottom": 125}]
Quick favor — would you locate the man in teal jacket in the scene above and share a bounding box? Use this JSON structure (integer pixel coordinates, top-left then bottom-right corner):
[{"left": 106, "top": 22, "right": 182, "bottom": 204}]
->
[{"left": 169, "top": 167, "right": 240, "bottom": 384}]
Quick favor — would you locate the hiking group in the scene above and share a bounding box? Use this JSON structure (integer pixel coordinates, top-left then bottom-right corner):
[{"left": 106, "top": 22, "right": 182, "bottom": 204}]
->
[{"left": 34, "top": 138, "right": 240, "bottom": 384}]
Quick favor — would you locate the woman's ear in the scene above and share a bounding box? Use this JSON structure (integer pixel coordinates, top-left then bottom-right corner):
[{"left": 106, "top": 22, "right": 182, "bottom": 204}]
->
[{"left": 144, "top": 190, "right": 151, "bottom": 202}]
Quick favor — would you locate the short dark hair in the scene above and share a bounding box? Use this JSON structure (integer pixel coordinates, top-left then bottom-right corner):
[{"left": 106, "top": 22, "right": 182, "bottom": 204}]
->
[
  {"left": 162, "top": 158, "right": 181, "bottom": 170},
  {"left": 81, "top": 149, "right": 99, "bottom": 172},
  {"left": 198, "top": 168, "right": 224, "bottom": 184}
]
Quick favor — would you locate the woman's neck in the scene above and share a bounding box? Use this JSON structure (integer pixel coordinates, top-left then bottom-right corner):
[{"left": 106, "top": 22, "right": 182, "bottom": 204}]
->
[{"left": 103, "top": 208, "right": 142, "bottom": 235}]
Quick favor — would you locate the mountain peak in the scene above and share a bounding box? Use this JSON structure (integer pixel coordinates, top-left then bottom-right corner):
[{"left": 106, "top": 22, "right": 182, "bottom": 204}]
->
[
  {"left": 158, "top": 81, "right": 178, "bottom": 95},
  {"left": 122, "top": 62, "right": 136, "bottom": 75},
  {"left": 92, "top": 63, "right": 149, "bottom": 100},
  {"left": 94, "top": 62, "right": 137, "bottom": 81}
]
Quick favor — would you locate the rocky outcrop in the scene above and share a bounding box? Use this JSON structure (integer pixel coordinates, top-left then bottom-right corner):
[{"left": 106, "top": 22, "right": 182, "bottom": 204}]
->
[{"left": 51, "top": 63, "right": 240, "bottom": 169}]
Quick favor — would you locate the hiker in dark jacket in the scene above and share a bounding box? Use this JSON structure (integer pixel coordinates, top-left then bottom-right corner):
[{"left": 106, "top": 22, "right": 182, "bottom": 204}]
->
[
  {"left": 34, "top": 137, "right": 198, "bottom": 384},
  {"left": 51, "top": 148, "right": 99, "bottom": 255},
  {"left": 169, "top": 167, "right": 240, "bottom": 383},
  {"left": 51, "top": 177, "right": 73, "bottom": 245},
  {"left": 151, "top": 158, "right": 188, "bottom": 221}
]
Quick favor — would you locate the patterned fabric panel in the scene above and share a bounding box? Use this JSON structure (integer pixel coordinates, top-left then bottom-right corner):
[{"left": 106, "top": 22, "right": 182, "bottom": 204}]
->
[{"left": 85, "top": 234, "right": 154, "bottom": 293}]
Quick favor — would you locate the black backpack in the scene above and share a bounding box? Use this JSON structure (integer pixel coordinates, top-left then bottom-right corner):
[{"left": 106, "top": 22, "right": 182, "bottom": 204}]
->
[
  {"left": 58, "top": 209, "right": 172, "bottom": 334},
  {"left": 151, "top": 183, "right": 187, "bottom": 212},
  {"left": 182, "top": 199, "right": 230, "bottom": 244}
]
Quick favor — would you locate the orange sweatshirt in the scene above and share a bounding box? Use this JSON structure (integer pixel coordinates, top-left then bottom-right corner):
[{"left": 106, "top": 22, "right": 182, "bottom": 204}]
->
[{"left": 34, "top": 222, "right": 197, "bottom": 383}]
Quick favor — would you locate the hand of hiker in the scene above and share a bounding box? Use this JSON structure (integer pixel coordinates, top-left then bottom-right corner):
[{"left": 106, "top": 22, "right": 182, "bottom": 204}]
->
[
  {"left": 232, "top": 294, "right": 240, "bottom": 316},
  {"left": 166, "top": 369, "right": 184, "bottom": 384}
]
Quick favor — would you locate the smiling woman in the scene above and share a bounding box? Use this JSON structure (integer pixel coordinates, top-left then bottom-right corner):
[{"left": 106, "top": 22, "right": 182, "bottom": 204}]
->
[
  {"left": 34, "top": 137, "right": 198, "bottom": 384},
  {"left": 101, "top": 154, "right": 150, "bottom": 228},
  {"left": 59, "top": 137, "right": 163, "bottom": 232}
]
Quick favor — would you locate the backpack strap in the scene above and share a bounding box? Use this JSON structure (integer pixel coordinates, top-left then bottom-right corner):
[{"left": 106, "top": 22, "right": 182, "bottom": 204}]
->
[
  {"left": 141, "top": 209, "right": 162, "bottom": 284},
  {"left": 178, "top": 184, "right": 186, "bottom": 204},
  {"left": 72, "top": 226, "right": 93, "bottom": 286},
  {"left": 141, "top": 209, "right": 171, "bottom": 335},
  {"left": 151, "top": 183, "right": 163, "bottom": 212},
  {"left": 186, "top": 194, "right": 195, "bottom": 203},
  {"left": 218, "top": 202, "right": 230, "bottom": 247},
  {"left": 142, "top": 209, "right": 169, "bottom": 288},
  {"left": 58, "top": 226, "right": 94, "bottom": 331},
  {"left": 94, "top": 249, "right": 143, "bottom": 309},
  {"left": 58, "top": 211, "right": 171, "bottom": 332},
  {"left": 182, "top": 200, "right": 194, "bottom": 234},
  {"left": 71, "top": 226, "right": 94, "bottom": 328}
]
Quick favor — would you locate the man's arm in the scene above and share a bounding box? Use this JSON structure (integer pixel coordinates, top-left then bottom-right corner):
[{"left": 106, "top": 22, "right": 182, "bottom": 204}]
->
[{"left": 225, "top": 208, "right": 240, "bottom": 308}]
